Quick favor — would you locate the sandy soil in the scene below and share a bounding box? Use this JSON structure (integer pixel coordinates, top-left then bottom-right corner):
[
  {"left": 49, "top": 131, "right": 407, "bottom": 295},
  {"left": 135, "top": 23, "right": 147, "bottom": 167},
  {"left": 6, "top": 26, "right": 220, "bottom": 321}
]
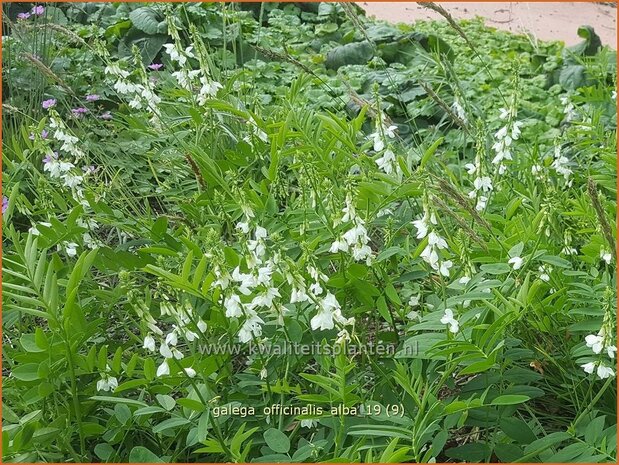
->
[{"left": 359, "top": 2, "right": 617, "bottom": 47}]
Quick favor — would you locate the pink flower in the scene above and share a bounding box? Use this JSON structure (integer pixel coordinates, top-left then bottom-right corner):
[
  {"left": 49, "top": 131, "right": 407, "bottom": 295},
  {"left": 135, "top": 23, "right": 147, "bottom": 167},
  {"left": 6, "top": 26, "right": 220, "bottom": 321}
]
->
[
  {"left": 85, "top": 94, "right": 100, "bottom": 102},
  {"left": 42, "top": 99, "right": 56, "bottom": 109},
  {"left": 148, "top": 63, "right": 163, "bottom": 71},
  {"left": 31, "top": 5, "right": 45, "bottom": 15},
  {"left": 17, "top": 12, "right": 31, "bottom": 20},
  {"left": 2, "top": 196, "right": 8, "bottom": 214},
  {"left": 100, "top": 111, "right": 112, "bottom": 120}
]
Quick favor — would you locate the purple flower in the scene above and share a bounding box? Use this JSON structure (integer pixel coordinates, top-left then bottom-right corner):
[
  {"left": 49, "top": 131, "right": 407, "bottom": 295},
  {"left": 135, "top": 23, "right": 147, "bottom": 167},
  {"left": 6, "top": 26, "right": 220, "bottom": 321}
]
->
[
  {"left": 148, "top": 63, "right": 163, "bottom": 71},
  {"left": 100, "top": 111, "right": 112, "bottom": 120},
  {"left": 31, "top": 5, "right": 45, "bottom": 16},
  {"left": 42, "top": 98, "right": 56, "bottom": 110},
  {"left": 71, "top": 107, "right": 89, "bottom": 118},
  {"left": 85, "top": 94, "right": 100, "bottom": 102},
  {"left": 17, "top": 12, "right": 31, "bottom": 20},
  {"left": 30, "top": 129, "right": 49, "bottom": 140},
  {"left": 43, "top": 151, "right": 58, "bottom": 165},
  {"left": 2, "top": 196, "right": 8, "bottom": 214}
]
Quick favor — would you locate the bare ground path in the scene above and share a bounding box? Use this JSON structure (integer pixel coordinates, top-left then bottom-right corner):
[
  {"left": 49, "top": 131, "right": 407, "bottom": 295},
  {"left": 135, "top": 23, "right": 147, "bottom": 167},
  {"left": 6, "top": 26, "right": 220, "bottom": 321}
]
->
[{"left": 358, "top": 2, "right": 616, "bottom": 47}]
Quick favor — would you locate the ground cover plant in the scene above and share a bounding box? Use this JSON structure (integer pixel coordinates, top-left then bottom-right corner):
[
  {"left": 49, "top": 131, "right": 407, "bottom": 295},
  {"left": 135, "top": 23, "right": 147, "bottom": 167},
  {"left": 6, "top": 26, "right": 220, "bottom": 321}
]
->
[{"left": 2, "top": 2, "right": 617, "bottom": 463}]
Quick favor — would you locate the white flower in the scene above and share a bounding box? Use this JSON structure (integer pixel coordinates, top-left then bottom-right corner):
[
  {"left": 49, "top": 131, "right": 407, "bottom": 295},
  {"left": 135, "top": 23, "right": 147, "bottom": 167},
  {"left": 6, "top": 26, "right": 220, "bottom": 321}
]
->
[
  {"left": 406, "top": 310, "right": 420, "bottom": 321},
  {"left": 607, "top": 345, "right": 617, "bottom": 359},
  {"left": 459, "top": 276, "right": 471, "bottom": 285},
  {"left": 438, "top": 260, "right": 453, "bottom": 277},
  {"left": 236, "top": 222, "right": 250, "bottom": 233},
  {"left": 165, "top": 331, "right": 178, "bottom": 347},
  {"left": 600, "top": 250, "right": 612, "bottom": 264},
  {"left": 597, "top": 364, "right": 615, "bottom": 379},
  {"left": 464, "top": 163, "right": 477, "bottom": 175},
  {"left": 473, "top": 176, "right": 493, "bottom": 192},
  {"left": 164, "top": 43, "right": 194, "bottom": 66},
  {"left": 428, "top": 231, "right": 448, "bottom": 250},
  {"left": 451, "top": 99, "right": 467, "bottom": 123},
  {"left": 159, "top": 343, "right": 173, "bottom": 359},
  {"left": 183, "top": 367, "right": 197, "bottom": 378},
  {"left": 561, "top": 246, "right": 578, "bottom": 255},
  {"left": 260, "top": 367, "right": 268, "bottom": 379},
  {"left": 531, "top": 165, "right": 542, "bottom": 175},
  {"left": 309, "top": 281, "right": 323, "bottom": 296},
  {"left": 372, "top": 132, "right": 385, "bottom": 152},
  {"left": 238, "top": 310, "right": 264, "bottom": 343},
  {"left": 300, "top": 419, "right": 317, "bottom": 428},
  {"left": 499, "top": 108, "right": 510, "bottom": 120},
  {"left": 44, "top": 159, "right": 74, "bottom": 178},
  {"left": 232, "top": 267, "right": 258, "bottom": 295},
  {"left": 475, "top": 196, "right": 488, "bottom": 211},
  {"left": 585, "top": 334, "right": 604, "bottom": 354},
  {"left": 412, "top": 217, "right": 428, "bottom": 239},
  {"left": 156, "top": 360, "right": 170, "bottom": 377},
  {"left": 185, "top": 330, "right": 198, "bottom": 342},
  {"left": 256, "top": 266, "right": 273, "bottom": 286},
  {"left": 581, "top": 361, "right": 596, "bottom": 374},
  {"left": 96, "top": 376, "right": 118, "bottom": 392},
  {"left": 385, "top": 125, "right": 398, "bottom": 138},
  {"left": 143, "top": 335, "right": 156, "bottom": 352},
  {"left": 511, "top": 121, "right": 523, "bottom": 140},
  {"left": 225, "top": 294, "right": 243, "bottom": 318},
  {"left": 440, "top": 308, "right": 459, "bottom": 333},
  {"left": 311, "top": 307, "right": 334, "bottom": 331},
  {"left": 375, "top": 149, "right": 396, "bottom": 174},
  {"left": 251, "top": 287, "right": 281, "bottom": 308},
  {"left": 538, "top": 266, "right": 550, "bottom": 282},
  {"left": 508, "top": 256, "right": 523, "bottom": 270},
  {"left": 64, "top": 242, "right": 78, "bottom": 257},
  {"left": 255, "top": 226, "right": 268, "bottom": 240},
  {"left": 311, "top": 293, "right": 347, "bottom": 331},
  {"left": 352, "top": 244, "right": 372, "bottom": 263},
  {"left": 197, "top": 320, "right": 207, "bottom": 333},
  {"left": 408, "top": 295, "right": 420, "bottom": 307},
  {"left": 330, "top": 239, "right": 348, "bottom": 253},
  {"left": 420, "top": 245, "right": 439, "bottom": 269}
]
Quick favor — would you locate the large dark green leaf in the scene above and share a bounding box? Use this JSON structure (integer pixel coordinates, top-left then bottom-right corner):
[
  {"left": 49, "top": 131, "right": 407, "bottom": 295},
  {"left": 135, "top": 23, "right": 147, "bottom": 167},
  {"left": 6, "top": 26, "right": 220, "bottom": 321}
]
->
[{"left": 325, "top": 41, "right": 374, "bottom": 70}]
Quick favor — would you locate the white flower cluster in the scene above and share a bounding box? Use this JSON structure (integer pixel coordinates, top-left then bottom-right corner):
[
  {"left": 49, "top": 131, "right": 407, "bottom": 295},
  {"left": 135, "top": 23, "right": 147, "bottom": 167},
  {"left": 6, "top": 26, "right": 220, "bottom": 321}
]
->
[
  {"left": 96, "top": 367, "right": 118, "bottom": 392},
  {"left": 551, "top": 144, "right": 573, "bottom": 186},
  {"left": 370, "top": 120, "right": 401, "bottom": 176},
  {"left": 413, "top": 213, "right": 453, "bottom": 277},
  {"left": 217, "top": 219, "right": 355, "bottom": 341},
  {"left": 214, "top": 223, "right": 283, "bottom": 343},
  {"left": 104, "top": 63, "right": 161, "bottom": 113},
  {"left": 560, "top": 95, "right": 577, "bottom": 122},
  {"left": 451, "top": 97, "right": 467, "bottom": 124},
  {"left": 581, "top": 326, "right": 616, "bottom": 380},
  {"left": 141, "top": 301, "right": 206, "bottom": 378},
  {"left": 330, "top": 196, "right": 372, "bottom": 264},
  {"left": 492, "top": 106, "right": 523, "bottom": 174},
  {"left": 164, "top": 43, "right": 222, "bottom": 106},
  {"left": 43, "top": 113, "right": 93, "bottom": 203}
]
